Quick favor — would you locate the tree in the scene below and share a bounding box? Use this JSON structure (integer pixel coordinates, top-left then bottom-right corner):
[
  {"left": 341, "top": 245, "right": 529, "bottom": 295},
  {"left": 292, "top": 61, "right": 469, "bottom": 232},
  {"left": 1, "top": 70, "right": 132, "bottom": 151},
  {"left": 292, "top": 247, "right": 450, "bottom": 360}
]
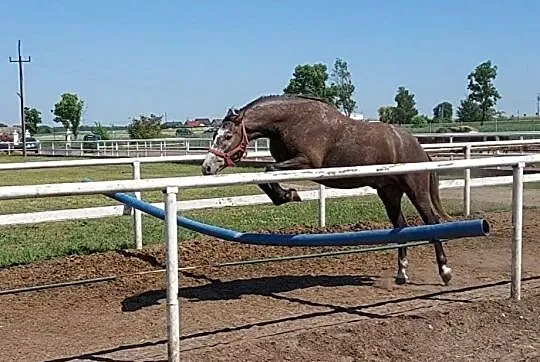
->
[
  {"left": 466, "top": 60, "right": 501, "bottom": 125},
  {"left": 393, "top": 86, "right": 418, "bottom": 124},
  {"left": 432, "top": 102, "right": 453, "bottom": 122},
  {"left": 52, "top": 93, "right": 85, "bottom": 138},
  {"left": 411, "top": 114, "right": 430, "bottom": 126},
  {"left": 329, "top": 58, "right": 356, "bottom": 116},
  {"left": 23, "top": 107, "right": 42, "bottom": 135},
  {"left": 37, "top": 125, "right": 53, "bottom": 134},
  {"left": 378, "top": 106, "right": 397, "bottom": 123},
  {"left": 283, "top": 63, "right": 337, "bottom": 104},
  {"left": 127, "top": 114, "right": 163, "bottom": 139},
  {"left": 456, "top": 99, "right": 482, "bottom": 123},
  {"left": 92, "top": 122, "right": 110, "bottom": 140}
]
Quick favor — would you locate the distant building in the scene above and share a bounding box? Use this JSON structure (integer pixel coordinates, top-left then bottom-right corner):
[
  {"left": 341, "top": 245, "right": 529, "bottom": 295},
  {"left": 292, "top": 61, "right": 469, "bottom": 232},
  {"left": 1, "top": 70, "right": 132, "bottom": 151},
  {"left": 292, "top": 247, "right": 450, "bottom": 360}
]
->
[
  {"left": 184, "top": 118, "right": 211, "bottom": 128},
  {"left": 0, "top": 126, "right": 30, "bottom": 143}
]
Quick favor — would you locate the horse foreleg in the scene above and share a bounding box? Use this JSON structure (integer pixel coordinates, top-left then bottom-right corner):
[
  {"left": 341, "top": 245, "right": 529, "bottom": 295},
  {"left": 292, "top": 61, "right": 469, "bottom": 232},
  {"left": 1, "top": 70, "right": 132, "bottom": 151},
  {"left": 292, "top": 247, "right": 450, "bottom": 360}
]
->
[{"left": 258, "top": 156, "right": 312, "bottom": 206}]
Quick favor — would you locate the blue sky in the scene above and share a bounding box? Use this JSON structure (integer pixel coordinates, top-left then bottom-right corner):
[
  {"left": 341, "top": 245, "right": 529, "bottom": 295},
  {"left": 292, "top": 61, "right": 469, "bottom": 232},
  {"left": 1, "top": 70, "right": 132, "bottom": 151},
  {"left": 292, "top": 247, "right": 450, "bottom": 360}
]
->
[{"left": 0, "top": 1, "right": 539, "bottom": 126}]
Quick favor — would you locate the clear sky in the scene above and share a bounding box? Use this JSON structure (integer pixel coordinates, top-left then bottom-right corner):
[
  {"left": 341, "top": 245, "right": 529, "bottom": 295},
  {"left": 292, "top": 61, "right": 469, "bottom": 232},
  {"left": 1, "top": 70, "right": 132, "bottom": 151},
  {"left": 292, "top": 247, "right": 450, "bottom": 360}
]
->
[{"left": 1, "top": 1, "right": 539, "bottom": 126}]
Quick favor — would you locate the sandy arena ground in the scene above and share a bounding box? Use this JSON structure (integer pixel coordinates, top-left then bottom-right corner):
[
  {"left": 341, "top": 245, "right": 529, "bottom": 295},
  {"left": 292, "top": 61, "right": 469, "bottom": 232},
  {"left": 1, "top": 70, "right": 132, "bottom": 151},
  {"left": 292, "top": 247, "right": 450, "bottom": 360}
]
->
[{"left": 0, "top": 187, "right": 539, "bottom": 361}]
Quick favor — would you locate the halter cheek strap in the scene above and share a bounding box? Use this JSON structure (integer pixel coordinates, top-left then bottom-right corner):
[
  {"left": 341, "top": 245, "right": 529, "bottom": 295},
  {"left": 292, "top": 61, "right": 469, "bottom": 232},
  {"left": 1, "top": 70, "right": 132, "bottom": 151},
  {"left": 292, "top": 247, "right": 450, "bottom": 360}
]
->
[{"left": 208, "top": 121, "right": 249, "bottom": 167}]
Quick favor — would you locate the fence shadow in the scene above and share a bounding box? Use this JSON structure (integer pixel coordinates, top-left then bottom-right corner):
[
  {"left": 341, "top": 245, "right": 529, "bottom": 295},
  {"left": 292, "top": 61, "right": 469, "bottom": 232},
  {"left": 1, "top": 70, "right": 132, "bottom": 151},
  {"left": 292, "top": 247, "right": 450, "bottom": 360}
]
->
[
  {"left": 49, "top": 275, "right": 540, "bottom": 362},
  {"left": 121, "top": 272, "right": 377, "bottom": 312}
]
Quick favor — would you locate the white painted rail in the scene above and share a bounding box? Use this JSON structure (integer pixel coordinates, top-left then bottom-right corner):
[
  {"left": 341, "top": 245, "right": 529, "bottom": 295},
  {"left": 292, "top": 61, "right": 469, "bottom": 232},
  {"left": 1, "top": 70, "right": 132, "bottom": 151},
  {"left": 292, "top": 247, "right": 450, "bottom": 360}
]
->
[
  {"left": 0, "top": 154, "right": 538, "bottom": 361},
  {"left": 7, "top": 131, "right": 540, "bottom": 157},
  {"left": 2, "top": 173, "right": 539, "bottom": 227}
]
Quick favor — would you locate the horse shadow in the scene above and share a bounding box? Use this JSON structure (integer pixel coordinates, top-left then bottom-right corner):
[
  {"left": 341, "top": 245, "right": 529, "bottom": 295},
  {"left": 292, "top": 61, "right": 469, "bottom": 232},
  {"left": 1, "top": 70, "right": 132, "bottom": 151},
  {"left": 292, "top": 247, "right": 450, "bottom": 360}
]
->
[{"left": 121, "top": 272, "right": 376, "bottom": 312}]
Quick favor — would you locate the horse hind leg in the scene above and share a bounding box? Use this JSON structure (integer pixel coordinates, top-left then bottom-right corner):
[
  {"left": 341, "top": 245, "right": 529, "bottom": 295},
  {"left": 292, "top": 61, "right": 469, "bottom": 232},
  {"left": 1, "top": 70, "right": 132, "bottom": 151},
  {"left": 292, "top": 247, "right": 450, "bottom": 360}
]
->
[
  {"left": 403, "top": 173, "right": 452, "bottom": 285},
  {"left": 377, "top": 185, "right": 409, "bottom": 284}
]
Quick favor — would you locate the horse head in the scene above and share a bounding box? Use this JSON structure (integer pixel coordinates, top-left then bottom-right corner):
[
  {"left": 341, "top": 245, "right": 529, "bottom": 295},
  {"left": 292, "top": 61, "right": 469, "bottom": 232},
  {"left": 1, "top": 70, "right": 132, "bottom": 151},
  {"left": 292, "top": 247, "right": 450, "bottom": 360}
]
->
[{"left": 201, "top": 107, "right": 249, "bottom": 175}]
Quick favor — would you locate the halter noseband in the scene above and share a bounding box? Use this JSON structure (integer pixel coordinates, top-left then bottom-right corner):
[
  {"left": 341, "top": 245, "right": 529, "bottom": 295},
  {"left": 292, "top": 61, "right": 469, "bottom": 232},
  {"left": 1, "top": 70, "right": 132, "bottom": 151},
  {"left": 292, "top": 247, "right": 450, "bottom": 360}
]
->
[{"left": 208, "top": 121, "right": 249, "bottom": 167}]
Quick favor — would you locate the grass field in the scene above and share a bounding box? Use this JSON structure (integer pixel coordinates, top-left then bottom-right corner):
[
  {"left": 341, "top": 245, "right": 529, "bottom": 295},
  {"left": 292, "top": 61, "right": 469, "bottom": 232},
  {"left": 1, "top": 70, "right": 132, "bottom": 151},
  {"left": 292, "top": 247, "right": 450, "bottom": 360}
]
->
[
  {"left": 404, "top": 118, "right": 539, "bottom": 133},
  {"left": 0, "top": 155, "right": 538, "bottom": 268}
]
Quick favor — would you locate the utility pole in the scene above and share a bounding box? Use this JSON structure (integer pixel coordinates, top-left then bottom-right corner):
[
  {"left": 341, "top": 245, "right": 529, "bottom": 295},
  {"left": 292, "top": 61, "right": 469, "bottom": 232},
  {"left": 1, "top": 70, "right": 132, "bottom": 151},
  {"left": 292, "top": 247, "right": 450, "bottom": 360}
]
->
[
  {"left": 536, "top": 93, "right": 539, "bottom": 118},
  {"left": 9, "top": 40, "right": 31, "bottom": 157}
]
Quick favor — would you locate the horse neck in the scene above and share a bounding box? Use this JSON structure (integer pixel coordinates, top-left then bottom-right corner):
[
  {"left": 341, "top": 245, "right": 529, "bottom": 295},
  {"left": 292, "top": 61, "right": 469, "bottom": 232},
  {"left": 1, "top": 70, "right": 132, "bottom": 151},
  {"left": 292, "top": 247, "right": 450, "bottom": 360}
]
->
[{"left": 243, "top": 104, "right": 286, "bottom": 139}]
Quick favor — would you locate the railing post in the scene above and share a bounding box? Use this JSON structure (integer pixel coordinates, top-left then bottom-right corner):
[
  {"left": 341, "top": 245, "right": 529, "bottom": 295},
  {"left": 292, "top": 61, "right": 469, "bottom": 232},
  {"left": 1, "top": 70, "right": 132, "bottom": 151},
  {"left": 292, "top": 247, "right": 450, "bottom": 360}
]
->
[
  {"left": 164, "top": 186, "right": 180, "bottom": 362},
  {"left": 132, "top": 161, "right": 143, "bottom": 249},
  {"left": 80, "top": 142, "right": 83, "bottom": 157},
  {"left": 319, "top": 184, "right": 326, "bottom": 227},
  {"left": 463, "top": 145, "right": 471, "bottom": 216},
  {"left": 511, "top": 162, "right": 525, "bottom": 301}
]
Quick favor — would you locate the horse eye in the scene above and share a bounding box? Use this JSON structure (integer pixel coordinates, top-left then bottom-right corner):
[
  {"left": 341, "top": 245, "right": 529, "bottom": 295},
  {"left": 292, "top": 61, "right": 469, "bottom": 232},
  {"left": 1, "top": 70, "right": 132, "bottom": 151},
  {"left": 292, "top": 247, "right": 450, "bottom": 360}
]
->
[{"left": 225, "top": 134, "right": 233, "bottom": 140}]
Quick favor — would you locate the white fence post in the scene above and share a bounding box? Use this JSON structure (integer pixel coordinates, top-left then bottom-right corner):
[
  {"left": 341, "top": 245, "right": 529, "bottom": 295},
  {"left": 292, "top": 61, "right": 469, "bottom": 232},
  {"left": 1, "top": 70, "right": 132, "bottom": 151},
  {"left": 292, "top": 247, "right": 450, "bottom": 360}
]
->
[
  {"left": 463, "top": 145, "right": 471, "bottom": 216},
  {"left": 319, "top": 184, "right": 326, "bottom": 227},
  {"left": 164, "top": 187, "right": 180, "bottom": 362},
  {"left": 132, "top": 161, "right": 143, "bottom": 249},
  {"left": 511, "top": 162, "right": 525, "bottom": 300}
]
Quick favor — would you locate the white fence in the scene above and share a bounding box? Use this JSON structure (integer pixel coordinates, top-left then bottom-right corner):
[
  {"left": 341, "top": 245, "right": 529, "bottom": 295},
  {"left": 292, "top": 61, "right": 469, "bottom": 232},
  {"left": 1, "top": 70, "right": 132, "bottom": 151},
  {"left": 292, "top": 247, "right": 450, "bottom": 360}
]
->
[
  {"left": 1, "top": 140, "right": 540, "bottom": 251},
  {"left": 0, "top": 154, "right": 538, "bottom": 361},
  {"left": 3, "top": 131, "right": 540, "bottom": 157}
]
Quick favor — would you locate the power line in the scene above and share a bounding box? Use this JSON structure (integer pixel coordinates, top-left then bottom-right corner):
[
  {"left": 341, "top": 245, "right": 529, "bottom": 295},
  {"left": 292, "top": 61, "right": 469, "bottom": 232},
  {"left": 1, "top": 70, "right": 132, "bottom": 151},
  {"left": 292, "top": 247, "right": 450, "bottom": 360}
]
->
[{"left": 9, "top": 40, "right": 31, "bottom": 157}]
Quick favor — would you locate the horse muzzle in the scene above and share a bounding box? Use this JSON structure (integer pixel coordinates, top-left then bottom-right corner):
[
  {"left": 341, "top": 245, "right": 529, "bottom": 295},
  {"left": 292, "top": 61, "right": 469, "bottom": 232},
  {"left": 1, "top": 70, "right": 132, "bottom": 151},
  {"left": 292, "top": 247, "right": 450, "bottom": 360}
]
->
[{"left": 201, "top": 153, "right": 225, "bottom": 175}]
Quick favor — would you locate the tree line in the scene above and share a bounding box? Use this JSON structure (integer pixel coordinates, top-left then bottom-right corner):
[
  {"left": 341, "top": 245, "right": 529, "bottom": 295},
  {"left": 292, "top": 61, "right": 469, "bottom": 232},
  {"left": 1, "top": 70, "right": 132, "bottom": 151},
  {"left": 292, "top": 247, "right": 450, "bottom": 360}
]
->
[
  {"left": 282, "top": 59, "right": 503, "bottom": 126},
  {"left": 16, "top": 59, "right": 504, "bottom": 140}
]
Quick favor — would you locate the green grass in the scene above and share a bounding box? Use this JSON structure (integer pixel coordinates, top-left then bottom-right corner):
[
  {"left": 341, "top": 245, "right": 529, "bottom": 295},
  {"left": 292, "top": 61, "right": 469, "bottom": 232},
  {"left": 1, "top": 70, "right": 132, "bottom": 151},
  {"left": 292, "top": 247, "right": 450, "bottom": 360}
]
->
[
  {"left": 404, "top": 119, "right": 540, "bottom": 133},
  {"left": 0, "top": 194, "right": 489, "bottom": 268},
  {"left": 525, "top": 182, "right": 540, "bottom": 190},
  {"left": 0, "top": 155, "right": 272, "bottom": 214}
]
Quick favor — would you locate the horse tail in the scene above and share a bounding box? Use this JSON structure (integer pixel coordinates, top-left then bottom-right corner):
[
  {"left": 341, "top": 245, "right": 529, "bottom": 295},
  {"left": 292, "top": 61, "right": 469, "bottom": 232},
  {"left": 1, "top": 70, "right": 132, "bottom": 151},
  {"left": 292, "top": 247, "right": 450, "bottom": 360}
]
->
[{"left": 427, "top": 154, "right": 451, "bottom": 221}]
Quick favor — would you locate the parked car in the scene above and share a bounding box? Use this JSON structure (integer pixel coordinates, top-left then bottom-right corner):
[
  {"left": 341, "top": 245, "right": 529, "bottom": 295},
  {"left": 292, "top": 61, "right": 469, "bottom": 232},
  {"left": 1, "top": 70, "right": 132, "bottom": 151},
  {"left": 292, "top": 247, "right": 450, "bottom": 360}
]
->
[
  {"left": 14, "top": 137, "right": 40, "bottom": 153},
  {"left": 83, "top": 134, "right": 102, "bottom": 151}
]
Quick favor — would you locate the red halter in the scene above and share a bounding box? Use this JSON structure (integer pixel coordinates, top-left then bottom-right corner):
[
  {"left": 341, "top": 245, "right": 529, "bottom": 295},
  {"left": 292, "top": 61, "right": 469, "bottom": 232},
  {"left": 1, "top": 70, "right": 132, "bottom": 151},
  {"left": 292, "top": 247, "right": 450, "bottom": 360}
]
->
[{"left": 208, "top": 121, "right": 250, "bottom": 167}]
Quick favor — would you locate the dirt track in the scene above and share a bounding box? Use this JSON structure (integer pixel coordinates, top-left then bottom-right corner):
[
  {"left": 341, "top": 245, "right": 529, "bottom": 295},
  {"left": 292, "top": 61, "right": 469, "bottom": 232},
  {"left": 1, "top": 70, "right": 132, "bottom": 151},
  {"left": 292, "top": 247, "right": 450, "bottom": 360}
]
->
[{"left": 0, "top": 208, "right": 539, "bottom": 361}]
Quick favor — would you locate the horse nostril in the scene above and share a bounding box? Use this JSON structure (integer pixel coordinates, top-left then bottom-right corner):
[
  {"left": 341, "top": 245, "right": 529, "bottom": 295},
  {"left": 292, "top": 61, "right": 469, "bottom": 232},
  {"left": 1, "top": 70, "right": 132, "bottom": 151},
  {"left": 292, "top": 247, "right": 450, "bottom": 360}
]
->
[{"left": 205, "top": 165, "right": 212, "bottom": 174}]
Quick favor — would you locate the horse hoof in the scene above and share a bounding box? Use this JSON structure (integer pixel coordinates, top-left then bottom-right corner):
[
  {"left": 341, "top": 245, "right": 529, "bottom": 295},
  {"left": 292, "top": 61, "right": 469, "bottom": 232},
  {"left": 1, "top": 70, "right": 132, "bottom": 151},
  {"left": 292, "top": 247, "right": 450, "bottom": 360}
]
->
[
  {"left": 287, "top": 189, "right": 302, "bottom": 202},
  {"left": 395, "top": 275, "right": 409, "bottom": 285},
  {"left": 440, "top": 265, "right": 452, "bottom": 286}
]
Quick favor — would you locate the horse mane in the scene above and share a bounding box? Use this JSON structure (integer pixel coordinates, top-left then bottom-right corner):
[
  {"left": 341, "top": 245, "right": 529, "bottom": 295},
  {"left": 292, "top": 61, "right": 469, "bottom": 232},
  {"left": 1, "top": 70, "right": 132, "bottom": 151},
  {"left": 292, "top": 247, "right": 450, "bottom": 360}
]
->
[{"left": 239, "top": 93, "right": 331, "bottom": 111}]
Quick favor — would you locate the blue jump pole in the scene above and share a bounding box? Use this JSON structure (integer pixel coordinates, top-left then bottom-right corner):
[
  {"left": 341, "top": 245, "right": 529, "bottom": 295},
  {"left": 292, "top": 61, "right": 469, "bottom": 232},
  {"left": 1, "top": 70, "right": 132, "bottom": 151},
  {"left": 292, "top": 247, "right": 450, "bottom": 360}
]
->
[{"left": 103, "top": 191, "right": 490, "bottom": 247}]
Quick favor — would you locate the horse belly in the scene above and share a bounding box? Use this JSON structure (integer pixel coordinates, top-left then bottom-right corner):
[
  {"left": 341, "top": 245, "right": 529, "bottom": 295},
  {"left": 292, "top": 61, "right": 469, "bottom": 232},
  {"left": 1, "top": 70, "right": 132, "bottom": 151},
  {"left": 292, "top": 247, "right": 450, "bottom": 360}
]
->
[{"left": 317, "top": 176, "right": 392, "bottom": 189}]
